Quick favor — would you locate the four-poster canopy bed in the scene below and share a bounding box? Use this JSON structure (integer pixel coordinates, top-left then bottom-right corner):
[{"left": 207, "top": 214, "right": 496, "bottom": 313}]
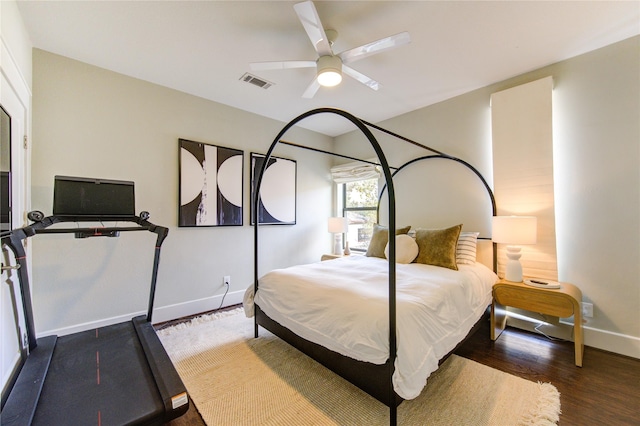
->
[{"left": 245, "top": 108, "right": 498, "bottom": 425}]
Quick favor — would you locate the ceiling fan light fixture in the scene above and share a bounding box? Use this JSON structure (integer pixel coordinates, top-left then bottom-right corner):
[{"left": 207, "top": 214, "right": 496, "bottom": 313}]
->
[
  {"left": 318, "top": 70, "right": 342, "bottom": 87},
  {"left": 316, "top": 55, "right": 342, "bottom": 87}
]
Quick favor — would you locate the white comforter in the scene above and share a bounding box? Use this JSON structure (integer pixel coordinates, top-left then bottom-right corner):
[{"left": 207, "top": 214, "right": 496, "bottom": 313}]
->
[{"left": 243, "top": 255, "right": 497, "bottom": 400}]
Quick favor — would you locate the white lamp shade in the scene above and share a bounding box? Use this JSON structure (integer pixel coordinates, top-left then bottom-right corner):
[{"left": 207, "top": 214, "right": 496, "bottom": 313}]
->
[
  {"left": 492, "top": 216, "right": 537, "bottom": 245},
  {"left": 328, "top": 217, "right": 348, "bottom": 233}
]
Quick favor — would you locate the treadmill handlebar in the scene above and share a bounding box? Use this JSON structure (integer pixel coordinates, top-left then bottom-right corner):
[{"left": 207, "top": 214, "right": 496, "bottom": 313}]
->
[
  {"left": 0, "top": 214, "right": 169, "bottom": 352},
  {"left": 1, "top": 214, "right": 169, "bottom": 242}
]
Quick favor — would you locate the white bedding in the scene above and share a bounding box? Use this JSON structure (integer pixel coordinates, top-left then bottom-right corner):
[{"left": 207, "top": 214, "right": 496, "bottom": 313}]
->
[{"left": 243, "top": 255, "right": 498, "bottom": 400}]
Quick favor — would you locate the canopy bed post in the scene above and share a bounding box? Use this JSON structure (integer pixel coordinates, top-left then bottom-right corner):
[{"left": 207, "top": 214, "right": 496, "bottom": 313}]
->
[
  {"left": 377, "top": 154, "right": 498, "bottom": 273},
  {"left": 252, "top": 107, "right": 498, "bottom": 426},
  {"left": 253, "top": 107, "right": 399, "bottom": 424},
  {"left": 277, "top": 139, "right": 398, "bottom": 171}
]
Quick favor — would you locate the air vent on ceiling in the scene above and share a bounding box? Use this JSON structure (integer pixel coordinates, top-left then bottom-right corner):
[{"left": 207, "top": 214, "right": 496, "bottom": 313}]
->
[{"left": 240, "top": 73, "right": 273, "bottom": 90}]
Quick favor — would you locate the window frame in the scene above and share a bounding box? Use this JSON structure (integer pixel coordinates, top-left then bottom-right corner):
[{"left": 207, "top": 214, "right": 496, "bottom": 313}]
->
[{"left": 340, "top": 178, "right": 379, "bottom": 253}]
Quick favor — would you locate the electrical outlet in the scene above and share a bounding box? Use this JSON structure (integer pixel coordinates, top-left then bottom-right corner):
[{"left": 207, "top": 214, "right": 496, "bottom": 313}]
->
[
  {"left": 582, "top": 302, "right": 594, "bottom": 318},
  {"left": 223, "top": 275, "right": 231, "bottom": 287}
]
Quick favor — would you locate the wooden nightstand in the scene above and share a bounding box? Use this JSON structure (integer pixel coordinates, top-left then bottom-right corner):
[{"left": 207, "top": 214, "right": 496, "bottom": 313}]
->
[
  {"left": 491, "top": 279, "right": 584, "bottom": 367},
  {"left": 321, "top": 253, "right": 342, "bottom": 261}
]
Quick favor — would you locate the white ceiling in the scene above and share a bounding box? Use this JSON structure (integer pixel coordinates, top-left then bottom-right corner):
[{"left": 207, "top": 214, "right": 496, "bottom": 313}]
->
[{"left": 17, "top": 1, "right": 640, "bottom": 137}]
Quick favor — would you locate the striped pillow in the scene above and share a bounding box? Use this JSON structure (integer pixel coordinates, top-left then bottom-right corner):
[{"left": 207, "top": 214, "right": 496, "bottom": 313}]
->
[{"left": 456, "top": 232, "right": 479, "bottom": 265}]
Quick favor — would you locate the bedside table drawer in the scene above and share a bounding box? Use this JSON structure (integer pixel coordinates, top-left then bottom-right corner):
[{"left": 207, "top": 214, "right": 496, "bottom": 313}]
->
[{"left": 493, "top": 286, "right": 575, "bottom": 318}]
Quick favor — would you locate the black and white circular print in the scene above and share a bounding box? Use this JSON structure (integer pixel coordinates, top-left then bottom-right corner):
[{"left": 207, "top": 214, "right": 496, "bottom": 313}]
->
[
  {"left": 180, "top": 139, "right": 243, "bottom": 226},
  {"left": 251, "top": 153, "right": 296, "bottom": 225}
]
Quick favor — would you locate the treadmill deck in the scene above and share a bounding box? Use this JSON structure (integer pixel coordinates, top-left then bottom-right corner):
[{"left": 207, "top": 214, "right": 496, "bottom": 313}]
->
[{"left": 32, "top": 322, "right": 164, "bottom": 425}]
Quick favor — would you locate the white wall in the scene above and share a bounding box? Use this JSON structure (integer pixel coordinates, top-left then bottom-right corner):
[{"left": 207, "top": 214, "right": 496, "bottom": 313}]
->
[
  {"left": 31, "top": 50, "right": 334, "bottom": 334},
  {"left": 552, "top": 36, "right": 639, "bottom": 357},
  {"left": 335, "top": 36, "right": 640, "bottom": 358},
  {"left": 1, "top": 0, "right": 32, "bottom": 86}
]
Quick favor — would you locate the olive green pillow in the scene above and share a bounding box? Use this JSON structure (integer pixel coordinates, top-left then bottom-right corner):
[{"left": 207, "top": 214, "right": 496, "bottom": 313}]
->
[
  {"left": 366, "top": 224, "right": 411, "bottom": 258},
  {"left": 414, "top": 224, "right": 463, "bottom": 270}
]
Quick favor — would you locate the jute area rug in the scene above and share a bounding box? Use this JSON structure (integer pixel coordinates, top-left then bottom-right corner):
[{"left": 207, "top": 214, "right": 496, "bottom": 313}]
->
[{"left": 158, "top": 308, "right": 560, "bottom": 425}]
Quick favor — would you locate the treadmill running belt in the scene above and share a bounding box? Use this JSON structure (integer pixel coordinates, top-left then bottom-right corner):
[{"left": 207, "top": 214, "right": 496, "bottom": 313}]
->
[{"left": 32, "top": 322, "right": 164, "bottom": 425}]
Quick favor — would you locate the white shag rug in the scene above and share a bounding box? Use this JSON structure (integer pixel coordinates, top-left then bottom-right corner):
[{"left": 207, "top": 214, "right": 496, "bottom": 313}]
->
[{"left": 158, "top": 308, "right": 561, "bottom": 425}]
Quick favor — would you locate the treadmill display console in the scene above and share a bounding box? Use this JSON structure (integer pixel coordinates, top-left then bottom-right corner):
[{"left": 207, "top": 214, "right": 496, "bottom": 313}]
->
[{"left": 53, "top": 176, "right": 135, "bottom": 218}]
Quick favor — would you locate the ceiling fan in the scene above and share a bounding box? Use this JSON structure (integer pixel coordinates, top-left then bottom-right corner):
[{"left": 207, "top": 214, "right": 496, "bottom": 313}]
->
[{"left": 250, "top": 0, "right": 411, "bottom": 98}]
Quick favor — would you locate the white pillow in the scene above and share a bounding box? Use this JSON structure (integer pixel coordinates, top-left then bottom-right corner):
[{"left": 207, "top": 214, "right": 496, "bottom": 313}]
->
[
  {"left": 456, "top": 232, "right": 479, "bottom": 265},
  {"left": 384, "top": 234, "right": 419, "bottom": 264}
]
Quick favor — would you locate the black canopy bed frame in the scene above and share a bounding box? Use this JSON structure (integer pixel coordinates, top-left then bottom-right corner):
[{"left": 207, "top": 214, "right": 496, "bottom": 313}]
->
[
  {"left": 253, "top": 107, "right": 496, "bottom": 425},
  {"left": 1, "top": 214, "right": 189, "bottom": 425}
]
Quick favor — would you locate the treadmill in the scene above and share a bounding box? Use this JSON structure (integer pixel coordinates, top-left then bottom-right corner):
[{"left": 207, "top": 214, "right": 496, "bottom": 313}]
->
[{"left": 1, "top": 176, "right": 189, "bottom": 425}]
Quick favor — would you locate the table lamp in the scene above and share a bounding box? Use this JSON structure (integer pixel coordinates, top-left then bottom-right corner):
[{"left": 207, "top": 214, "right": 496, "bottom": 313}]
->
[
  {"left": 328, "top": 217, "right": 348, "bottom": 255},
  {"left": 492, "top": 216, "right": 537, "bottom": 282}
]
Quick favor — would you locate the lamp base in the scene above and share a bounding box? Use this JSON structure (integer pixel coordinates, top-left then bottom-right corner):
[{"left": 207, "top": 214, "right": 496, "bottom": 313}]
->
[
  {"left": 333, "top": 234, "right": 343, "bottom": 256},
  {"left": 504, "top": 246, "right": 523, "bottom": 282}
]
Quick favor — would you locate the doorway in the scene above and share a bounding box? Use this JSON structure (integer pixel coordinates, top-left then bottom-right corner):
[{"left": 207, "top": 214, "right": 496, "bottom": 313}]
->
[{"left": 1, "top": 105, "right": 11, "bottom": 232}]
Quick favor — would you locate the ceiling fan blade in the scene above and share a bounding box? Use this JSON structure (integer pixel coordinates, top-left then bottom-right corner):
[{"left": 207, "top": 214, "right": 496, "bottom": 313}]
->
[
  {"left": 250, "top": 60, "right": 316, "bottom": 71},
  {"left": 339, "top": 32, "right": 411, "bottom": 64},
  {"left": 302, "top": 78, "right": 321, "bottom": 98},
  {"left": 294, "top": 1, "right": 333, "bottom": 56},
  {"left": 343, "top": 65, "right": 380, "bottom": 91}
]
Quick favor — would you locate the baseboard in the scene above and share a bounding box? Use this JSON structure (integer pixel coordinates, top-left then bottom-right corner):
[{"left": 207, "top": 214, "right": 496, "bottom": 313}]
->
[
  {"left": 151, "top": 290, "right": 245, "bottom": 324},
  {"left": 505, "top": 309, "right": 640, "bottom": 360},
  {"left": 38, "top": 290, "right": 245, "bottom": 337},
  {"left": 582, "top": 326, "right": 640, "bottom": 360},
  {"left": 40, "top": 291, "right": 639, "bottom": 360}
]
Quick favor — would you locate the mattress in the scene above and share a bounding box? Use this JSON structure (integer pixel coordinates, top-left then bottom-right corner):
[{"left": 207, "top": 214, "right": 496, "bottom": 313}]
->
[{"left": 244, "top": 255, "right": 498, "bottom": 399}]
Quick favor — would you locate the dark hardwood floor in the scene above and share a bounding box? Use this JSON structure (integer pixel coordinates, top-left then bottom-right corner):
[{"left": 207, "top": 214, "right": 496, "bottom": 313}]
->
[
  {"left": 165, "top": 311, "right": 640, "bottom": 425},
  {"left": 457, "top": 317, "right": 640, "bottom": 425}
]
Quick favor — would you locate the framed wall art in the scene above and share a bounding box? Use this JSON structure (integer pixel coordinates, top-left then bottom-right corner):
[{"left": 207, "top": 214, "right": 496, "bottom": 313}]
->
[
  {"left": 179, "top": 139, "right": 243, "bottom": 227},
  {"left": 250, "top": 153, "right": 296, "bottom": 225}
]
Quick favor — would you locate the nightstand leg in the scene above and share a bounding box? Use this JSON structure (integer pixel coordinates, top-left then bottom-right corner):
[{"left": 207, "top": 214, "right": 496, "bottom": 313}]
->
[
  {"left": 491, "top": 300, "right": 507, "bottom": 341},
  {"left": 573, "top": 304, "right": 584, "bottom": 367}
]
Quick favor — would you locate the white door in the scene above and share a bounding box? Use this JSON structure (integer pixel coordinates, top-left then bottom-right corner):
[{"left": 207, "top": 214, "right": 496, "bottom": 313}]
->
[{"left": 1, "top": 68, "right": 30, "bottom": 397}]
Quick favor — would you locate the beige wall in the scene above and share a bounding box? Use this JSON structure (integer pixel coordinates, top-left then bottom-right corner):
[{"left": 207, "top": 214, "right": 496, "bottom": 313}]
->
[
  {"left": 335, "top": 36, "right": 640, "bottom": 358},
  {"left": 31, "top": 50, "right": 334, "bottom": 333}
]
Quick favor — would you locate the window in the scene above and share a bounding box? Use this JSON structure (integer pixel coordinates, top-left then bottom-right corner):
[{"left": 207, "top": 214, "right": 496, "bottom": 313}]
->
[{"left": 342, "top": 178, "right": 378, "bottom": 252}]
